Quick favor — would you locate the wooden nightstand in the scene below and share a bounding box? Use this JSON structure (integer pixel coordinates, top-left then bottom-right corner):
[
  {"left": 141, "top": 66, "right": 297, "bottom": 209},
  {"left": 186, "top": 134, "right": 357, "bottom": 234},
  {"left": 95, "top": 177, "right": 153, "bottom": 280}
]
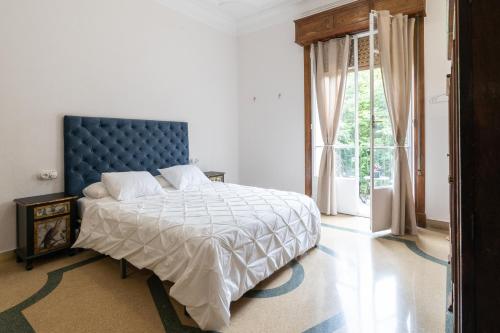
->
[
  {"left": 14, "top": 193, "right": 78, "bottom": 270},
  {"left": 204, "top": 171, "right": 225, "bottom": 182}
]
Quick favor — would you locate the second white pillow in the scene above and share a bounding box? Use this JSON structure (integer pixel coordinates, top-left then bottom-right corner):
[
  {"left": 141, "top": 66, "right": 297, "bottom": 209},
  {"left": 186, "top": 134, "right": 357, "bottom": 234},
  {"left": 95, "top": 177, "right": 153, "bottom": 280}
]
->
[
  {"left": 158, "top": 165, "right": 210, "bottom": 190},
  {"left": 82, "top": 182, "right": 109, "bottom": 199},
  {"left": 101, "top": 171, "right": 164, "bottom": 201}
]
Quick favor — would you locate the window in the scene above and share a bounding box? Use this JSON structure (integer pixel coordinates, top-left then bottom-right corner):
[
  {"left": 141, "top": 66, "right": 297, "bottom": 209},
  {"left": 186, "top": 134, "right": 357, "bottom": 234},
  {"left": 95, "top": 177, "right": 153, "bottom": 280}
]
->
[{"left": 312, "top": 34, "right": 407, "bottom": 212}]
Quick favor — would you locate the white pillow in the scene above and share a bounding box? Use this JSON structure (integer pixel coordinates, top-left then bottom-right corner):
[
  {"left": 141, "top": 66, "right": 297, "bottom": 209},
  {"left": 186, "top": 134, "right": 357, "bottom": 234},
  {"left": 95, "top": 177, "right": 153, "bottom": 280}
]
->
[
  {"left": 154, "top": 175, "right": 177, "bottom": 191},
  {"left": 101, "top": 171, "right": 164, "bottom": 201},
  {"left": 82, "top": 182, "right": 109, "bottom": 199},
  {"left": 158, "top": 165, "right": 210, "bottom": 190},
  {"left": 155, "top": 175, "right": 171, "bottom": 188}
]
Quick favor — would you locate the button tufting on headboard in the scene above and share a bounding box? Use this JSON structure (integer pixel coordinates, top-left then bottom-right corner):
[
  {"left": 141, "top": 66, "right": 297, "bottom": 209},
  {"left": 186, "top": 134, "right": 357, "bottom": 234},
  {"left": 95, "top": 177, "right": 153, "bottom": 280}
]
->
[{"left": 64, "top": 116, "right": 189, "bottom": 196}]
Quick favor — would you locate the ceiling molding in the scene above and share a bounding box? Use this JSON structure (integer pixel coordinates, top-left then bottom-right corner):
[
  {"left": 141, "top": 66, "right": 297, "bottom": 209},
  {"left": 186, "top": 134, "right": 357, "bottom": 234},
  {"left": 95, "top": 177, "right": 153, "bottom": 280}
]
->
[
  {"left": 154, "top": 0, "right": 356, "bottom": 36},
  {"left": 155, "top": 0, "right": 237, "bottom": 35},
  {"left": 300, "top": 0, "right": 358, "bottom": 18},
  {"left": 237, "top": 0, "right": 356, "bottom": 35}
]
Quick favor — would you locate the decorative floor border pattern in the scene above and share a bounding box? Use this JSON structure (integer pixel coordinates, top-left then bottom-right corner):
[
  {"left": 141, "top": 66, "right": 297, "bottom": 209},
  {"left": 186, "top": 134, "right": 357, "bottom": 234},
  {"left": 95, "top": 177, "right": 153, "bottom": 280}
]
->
[
  {"left": 147, "top": 243, "right": 344, "bottom": 333},
  {"left": 320, "top": 223, "right": 448, "bottom": 266},
  {"left": 244, "top": 259, "right": 304, "bottom": 298},
  {"left": 0, "top": 223, "right": 450, "bottom": 333},
  {"left": 0, "top": 254, "right": 105, "bottom": 333},
  {"left": 321, "top": 222, "right": 452, "bottom": 333}
]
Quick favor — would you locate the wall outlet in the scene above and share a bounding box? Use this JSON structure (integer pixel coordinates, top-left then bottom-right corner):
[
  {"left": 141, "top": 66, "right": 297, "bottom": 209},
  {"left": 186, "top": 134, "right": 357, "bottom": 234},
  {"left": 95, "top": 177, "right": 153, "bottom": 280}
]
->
[{"left": 40, "top": 169, "right": 58, "bottom": 180}]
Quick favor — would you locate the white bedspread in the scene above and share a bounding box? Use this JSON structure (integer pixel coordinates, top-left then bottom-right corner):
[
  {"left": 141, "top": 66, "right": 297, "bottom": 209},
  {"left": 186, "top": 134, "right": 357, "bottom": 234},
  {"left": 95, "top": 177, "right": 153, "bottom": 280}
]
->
[{"left": 73, "top": 182, "right": 321, "bottom": 330}]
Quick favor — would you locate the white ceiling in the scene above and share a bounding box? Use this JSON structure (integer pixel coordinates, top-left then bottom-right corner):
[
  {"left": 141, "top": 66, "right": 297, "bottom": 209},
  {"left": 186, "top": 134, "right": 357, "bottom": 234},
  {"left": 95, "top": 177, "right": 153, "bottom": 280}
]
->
[
  {"left": 156, "top": 0, "right": 354, "bottom": 35},
  {"left": 203, "top": 0, "right": 297, "bottom": 20}
]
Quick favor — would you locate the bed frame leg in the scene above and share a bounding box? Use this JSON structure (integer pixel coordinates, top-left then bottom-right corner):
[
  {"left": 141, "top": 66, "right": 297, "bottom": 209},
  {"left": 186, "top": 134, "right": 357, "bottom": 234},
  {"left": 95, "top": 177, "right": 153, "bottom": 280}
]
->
[{"left": 120, "top": 259, "right": 127, "bottom": 279}]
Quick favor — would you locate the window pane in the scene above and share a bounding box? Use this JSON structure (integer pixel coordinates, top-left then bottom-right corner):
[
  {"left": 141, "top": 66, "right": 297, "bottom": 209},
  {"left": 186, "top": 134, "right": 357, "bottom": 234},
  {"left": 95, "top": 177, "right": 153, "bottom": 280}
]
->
[
  {"left": 359, "top": 146, "right": 371, "bottom": 203},
  {"left": 373, "top": 68, "right": 394, "bottom": 147},
  {"left": 357, "top": 70, "right": 371, "bottom": 149},
  {"left": 373, "top": 147, "right": 394, "bottom": 188},
  {"left": 313, "top": 147, "right": 322, "bottom": 177},
  {"left": 336, "top": 71, "right": 356, "bottom": 145},
  {"left": 313, "top": 105, "right": 322, "bottom": 147},
  {"left": 336, "top": 147, "right": 355, "bottom": 178}
]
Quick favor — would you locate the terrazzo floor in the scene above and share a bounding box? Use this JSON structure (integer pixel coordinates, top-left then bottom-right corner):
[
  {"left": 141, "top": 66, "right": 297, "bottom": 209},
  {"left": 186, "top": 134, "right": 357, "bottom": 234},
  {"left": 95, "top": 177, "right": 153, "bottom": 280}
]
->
[{"left": 0, "top": 214, "right": 450, "bottom": 333}]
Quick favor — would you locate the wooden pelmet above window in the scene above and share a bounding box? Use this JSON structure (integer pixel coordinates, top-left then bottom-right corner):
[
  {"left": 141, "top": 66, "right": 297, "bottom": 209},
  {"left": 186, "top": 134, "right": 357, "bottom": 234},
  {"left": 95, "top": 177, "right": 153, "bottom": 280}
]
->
[{"left": 294, "top": 0, "right": 426, "bottom": 46}]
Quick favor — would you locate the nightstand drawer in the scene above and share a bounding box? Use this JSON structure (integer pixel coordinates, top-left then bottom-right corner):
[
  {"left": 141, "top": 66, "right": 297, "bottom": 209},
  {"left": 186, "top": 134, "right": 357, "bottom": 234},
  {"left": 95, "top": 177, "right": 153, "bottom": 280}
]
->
[
  {"left": 211, "top": 175, "right": 224, "bottom": 182},
  {"left": 34, "top": 201, "right": 70, "bottom": 220},
  {"left": 34, "top": 215, "right": 71, "bottom": 255},
  {"left": 204, "top": 171, "right": 225, "bottom": 183}
]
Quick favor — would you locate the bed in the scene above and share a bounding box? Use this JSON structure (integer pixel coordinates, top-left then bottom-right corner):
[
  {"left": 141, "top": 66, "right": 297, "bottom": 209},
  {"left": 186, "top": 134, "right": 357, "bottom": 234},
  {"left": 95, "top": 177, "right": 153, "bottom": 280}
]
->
[{"left": 65, "top": 116, "right": 321, "bottom": 331}]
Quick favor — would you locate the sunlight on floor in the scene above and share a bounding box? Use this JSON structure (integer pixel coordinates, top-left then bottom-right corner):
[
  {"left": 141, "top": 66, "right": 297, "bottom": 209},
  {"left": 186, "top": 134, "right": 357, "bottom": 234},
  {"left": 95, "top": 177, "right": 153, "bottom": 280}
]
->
[
  {"left": 322, "top": 213, "right": 449, "bottom": 261},
  {"left": 320, "top": 214, "right": 450, "bottom": 333},
  {"left": 322, "top": 213, "right": 372, "bottom": 233}
]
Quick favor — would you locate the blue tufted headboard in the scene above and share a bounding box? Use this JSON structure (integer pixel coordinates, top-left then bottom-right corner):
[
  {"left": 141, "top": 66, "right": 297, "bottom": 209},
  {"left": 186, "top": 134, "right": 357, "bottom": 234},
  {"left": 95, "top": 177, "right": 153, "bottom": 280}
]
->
[{"left": 64, "top": 116, "right": 189, "bottom": 196}]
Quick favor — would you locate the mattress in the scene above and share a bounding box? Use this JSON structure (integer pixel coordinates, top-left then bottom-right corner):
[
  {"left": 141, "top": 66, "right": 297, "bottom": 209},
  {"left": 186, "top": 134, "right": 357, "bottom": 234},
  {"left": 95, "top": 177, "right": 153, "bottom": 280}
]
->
[
  {"left": 73, "top": 182, "right": 321, "bottom": 330},
  {"left": 77, "top": 197, "right": 112, "bottom": 218}
]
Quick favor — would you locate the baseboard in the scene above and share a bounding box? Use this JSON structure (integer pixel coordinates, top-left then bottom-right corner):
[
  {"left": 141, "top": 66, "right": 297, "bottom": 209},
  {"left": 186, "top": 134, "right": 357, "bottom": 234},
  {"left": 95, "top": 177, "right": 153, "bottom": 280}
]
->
[
  {"left": 427, "top": 219, "right": 450, "bottom": 231},
  {"left": 0, "top": 249, "right": 15, "bottom": 263},
  {"left": 416, "top": 212, "right": 427, "bottom": 228}
]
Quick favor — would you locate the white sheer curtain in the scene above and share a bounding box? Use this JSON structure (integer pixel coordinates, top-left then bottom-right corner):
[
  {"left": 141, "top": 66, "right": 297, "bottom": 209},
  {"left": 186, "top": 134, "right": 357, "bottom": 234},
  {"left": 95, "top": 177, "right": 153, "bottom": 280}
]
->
[
  {"left": 377, "top": 10, "right": 417, "bottom": 235},
  {"left": 311, "top": 36, "right": 350, "bottom": 215}
]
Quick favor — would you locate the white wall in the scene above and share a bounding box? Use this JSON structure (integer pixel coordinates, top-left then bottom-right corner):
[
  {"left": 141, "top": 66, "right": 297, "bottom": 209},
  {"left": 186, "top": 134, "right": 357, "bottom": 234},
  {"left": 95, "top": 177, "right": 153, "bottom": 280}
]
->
[
  {"left": 238, "top": 22, "right": 305, "bottom": 193},
  {"left": 0, "top": 0, "right": 239, "bottom": 253},
  {"left": 424, "top": 0, "right": 451, "bottom": 222}
]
